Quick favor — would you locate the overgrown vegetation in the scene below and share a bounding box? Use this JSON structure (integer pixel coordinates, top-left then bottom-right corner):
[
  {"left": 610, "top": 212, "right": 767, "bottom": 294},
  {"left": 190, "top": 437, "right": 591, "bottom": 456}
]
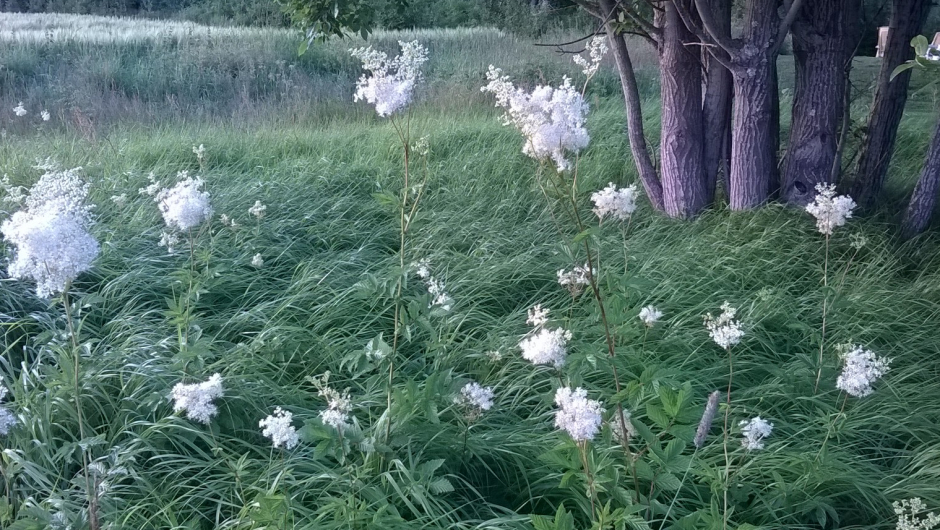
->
[{"left": 1, "top": 14, "right": 940, "bottom": 530}]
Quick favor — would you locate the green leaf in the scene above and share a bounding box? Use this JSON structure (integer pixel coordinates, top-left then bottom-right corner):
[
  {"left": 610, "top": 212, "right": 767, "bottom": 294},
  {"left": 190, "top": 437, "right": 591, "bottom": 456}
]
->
[
  {"left": 912, "top": 34, "right": 930, "bottom": 56},
  {"left": 891, "top": 62, "right": 917, "bottom": 81},
  {"left": 646, "top": 403, "right": 671, "bottom": 429}
]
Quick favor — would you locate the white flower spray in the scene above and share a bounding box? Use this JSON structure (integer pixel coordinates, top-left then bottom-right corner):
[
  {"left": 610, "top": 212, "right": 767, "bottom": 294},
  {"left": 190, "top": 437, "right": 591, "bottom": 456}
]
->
[
  {"left": 554, "top": 386, "right": 604, "bottom": 519},
  {"left": 481, "top": 66, "right": 590, "bottom": 172},
  {"left": 155, "top": 172, "right": 213, "bottom": 232},
  {"left": 170, "top": 373, "right": 223, "bottom": 424},
  {"left": 259, "top": 407, "right": 299, "bottom": 450},
  {"left": 0, "top": 385, "right": 17, "bottom": 436},
  {"left": 350, "top": 40, "right": 428, "bottom": 117},
  {"left": 1, "top": 166, "right": 99, "bottom": 298},
  {"left": 836, "top": 344, "right": 891, "bottom": 397},
  {"left": 739, "top": 416, "right": 773, "bottom": 451},
  {"left": 591, "top": 183, "right": 638, "bottom": 222}
]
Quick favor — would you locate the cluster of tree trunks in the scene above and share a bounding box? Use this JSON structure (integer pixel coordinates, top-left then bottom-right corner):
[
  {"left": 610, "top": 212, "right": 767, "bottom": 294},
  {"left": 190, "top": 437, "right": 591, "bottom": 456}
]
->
[{"left": 580, "top": 0, "right": 940, "bottom": 237}]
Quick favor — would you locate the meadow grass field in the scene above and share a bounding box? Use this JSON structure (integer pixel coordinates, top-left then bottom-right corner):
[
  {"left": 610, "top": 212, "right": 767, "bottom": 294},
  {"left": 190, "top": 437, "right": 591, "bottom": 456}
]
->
[{"left": 1, "top": 12, "right": 940, "bottom": 530}]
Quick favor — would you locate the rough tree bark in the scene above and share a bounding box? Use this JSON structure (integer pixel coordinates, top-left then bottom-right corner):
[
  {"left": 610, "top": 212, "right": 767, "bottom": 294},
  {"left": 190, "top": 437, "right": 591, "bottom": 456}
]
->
[
  {"left": 782, "top": 0, "right": 856, "bottom": 204},
  {"left": 599, "top": 0, "right": 665, "bottom": 212},
  {"left": 851, "top": 0, "right": 930, "bottom": 209},
  {"left": 658, "top": 0, "right": 708, "bottom": 217},
  {"left": 902, "top": 115, "right": 940, "bottom": 237},
  {"left": 681, "top": 0, "right": 803, "bottom": 210},
  {"left": 701, "top": 0, "right": 732, "bottom": 202}
]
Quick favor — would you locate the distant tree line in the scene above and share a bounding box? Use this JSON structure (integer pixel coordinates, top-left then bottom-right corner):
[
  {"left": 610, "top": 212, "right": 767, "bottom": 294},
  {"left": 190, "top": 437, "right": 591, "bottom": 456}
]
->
[{"left": 0, "top": 0, "right": 590, "bottom": 35}]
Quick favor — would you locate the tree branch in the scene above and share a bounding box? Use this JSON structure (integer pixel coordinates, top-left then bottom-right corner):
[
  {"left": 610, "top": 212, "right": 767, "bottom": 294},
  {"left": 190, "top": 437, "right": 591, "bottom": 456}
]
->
[
  {"left": 772, "top": 0, "right": 804, "bottom": 56},
  {"left": 572, "top": 0, "right": 603, "bottom": 18},
  {"left": 692, "top": 0, "right": 736, "bottom": 56},
  {"left": 673, "top": 0, "right": 735, "bottom": 69},
  {"left": 617, "top": 0, "right": 662, "bottom": 44}
]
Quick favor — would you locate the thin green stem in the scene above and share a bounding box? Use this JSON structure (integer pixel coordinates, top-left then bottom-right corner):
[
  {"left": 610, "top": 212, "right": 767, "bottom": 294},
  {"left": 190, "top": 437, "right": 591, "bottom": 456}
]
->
[
  {"left": 814, "top": 234, "right": 830, "bottom": 394},
  {"left": 62, "top": 287, "right": 99, "bottom": 530}
]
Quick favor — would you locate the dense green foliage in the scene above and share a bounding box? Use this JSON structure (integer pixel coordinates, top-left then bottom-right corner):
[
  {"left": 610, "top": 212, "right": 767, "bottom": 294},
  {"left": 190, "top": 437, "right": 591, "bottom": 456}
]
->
[{"left": 2, "top": 15, "right": 940, "bottom": 530}]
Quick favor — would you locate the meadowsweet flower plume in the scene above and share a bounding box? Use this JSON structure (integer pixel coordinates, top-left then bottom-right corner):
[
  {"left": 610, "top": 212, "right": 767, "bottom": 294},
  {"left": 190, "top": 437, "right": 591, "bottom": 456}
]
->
[
  {"left": 526, "top": 304, "right": 549, "bottom": 327},
  {"left": 704, "top": 302, "right": 745, "bottom": 350},
  {"left": 309, "top": 372, "right": 352, "bottom": 432},
  {"left": 591, "top": 182, "right": 638, "bottom": 221},
  {"left": 41, "top": 110, "right": 51, "bottom": 121},
  {"left": 739, "top": 416, "right": 773, "bottom": 450},
  {"left": 170, "top": 373, "right": 223, "bottom": 424},
  {"left": 13, "top": 102, "right": 27, "bottom": 117},
  {"left": 836, "top": 344, "right": 891, "bottom": 397},
  {"left": 251, "top": 253, "right": 264, "bottom": 268},
  {"left": 554, "top": 387, "right": 604, "bottom": 442},
  {"left": 259, "top": 407, "right": 299, "bottom": 449},
  {"left": 412, "top": 259, "right": 453, "bottom": 311},
  {"left": 155, "top": 171, "right": 213, "bottom": 231},
  {"left": 557, "top": 263, "right": 594, "bottom": 296},
  {"left": 248, "top": 200, "right": 266, "bottom": 219},
  {"left": 693, "top": 391, "right": 720, "bottom": 449},
  {"left": 455, "top": 381, "right": 495, "bottom": 416},
  {"left": 158, "top": 231, "right": 180, "bottom": 254},
  {"left": 572, "top": 35, "right": 608, "bottom": 78},
  {"left": 894, "top": 498, "right": 940, "bottom": 530},
  {"left": 350, "top": 40, "right": 428, "bottom": 117},
  {"left": 0, "top": 385, "right": 17, "bottom": 436},
  {"left": 639, "top": 305, "right": 662, "bottom": 327},
  {"left": 519, "top": 327, "right": 572, "bottom": 368},
  {"left": 1, "top": 166, "right": 99, "bottom": 298},
  {"left": 480, "top": 65, "right": 590, "bottom": 171},
  {"left": 806, "top": 183, "right": 856, "bottom": 235}
]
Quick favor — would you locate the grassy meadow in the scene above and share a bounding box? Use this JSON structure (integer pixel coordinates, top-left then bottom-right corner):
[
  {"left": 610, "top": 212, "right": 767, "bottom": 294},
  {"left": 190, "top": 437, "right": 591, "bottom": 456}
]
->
[{"left": 1, "top": 12, "right": 940, "bottom": 530}]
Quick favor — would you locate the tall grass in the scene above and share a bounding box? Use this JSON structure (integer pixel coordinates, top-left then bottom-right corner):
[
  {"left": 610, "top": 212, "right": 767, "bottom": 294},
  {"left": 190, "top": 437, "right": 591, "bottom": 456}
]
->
[{"left": 0, "top": 12, "right": 939, "bottom": 530}]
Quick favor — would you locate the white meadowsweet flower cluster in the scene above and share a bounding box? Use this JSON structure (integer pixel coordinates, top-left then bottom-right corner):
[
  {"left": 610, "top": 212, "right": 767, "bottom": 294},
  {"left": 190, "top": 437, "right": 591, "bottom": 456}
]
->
[
  {"left": 455, "top": 381, "right": 494, "bottom": 412},
  {"left": 572, "top": 36, "right": 608, "bottom": 77},
  {"left": 481, "top": 66, "right": 590, "bottom": 171},
  {"left": 192, "top": 144, "right": 206, "bottom": 162},
  {"left": 155, "top": 172, "right": 213, "bottom": 231},
  {"left": 739, "top": 416, "right": 773, "bottom": 450},
  {"left": 704, "top": 302, "right": 745, "bottom": 350},
  {"left": 591, "top": 182, "right": 638, "bottom": 221},
  {"left": 159, "top": 231, "right": 181, "bottom": 254},
  {"left": 413, "top": 259, "right": 453, "bottom": 311},
  {"left": 259, "top": 407, "right": 299, "bottom": 449},
  {"left": 170, "top": 373, "right": 223, "bottom": 424},
  {"left": 41, "top": 110, "right": 51, "bottom": 122},
  {"left": 638, "top": 305, "right": 662, "bottom": 327},
  {"left": 248, "top": 200, "right": 266, "bottom": 219},
  {"left": 138, "top": 172, "right": 162, "bottom": 197},
  {"left": 554, "top": 387, "right": 604, "bottom": 442},
  {"left": 557, "top": 263, "right": 594, "bottom": 295},
  {"left": 836, "top": 344, "right": 891, "bottom": 397},
  {"left": 308, "top": 371, "right": 352, "bottom": 431},
  {"left": 526, "top": 304, "right": 549, "bottom": 327},
  {"left": 805, "top": 183, "right": 856, "bottom": 236},
  {"left": 110, "top": 193, "right": 128, "bottom": 207},
  {"left": 251, "top": 253, "right": 264, "bottom": 268},
  {"left": 1, "top": 166, "right": 99, "bottom": 298},
  {"left": 350, "top": 40, "right": 428, "bottom": 117},
  {"left": 0, "top": 385, "right": 17, "bottom": 436},
  {"left": 519, "top": 327, "right": 572, "bottom": 368},
  {"left": 13, "top": 102, "right": 27, "bottom": 117},
  {"left": 894, "top": 498, "right": 940, "bottom": 530}
]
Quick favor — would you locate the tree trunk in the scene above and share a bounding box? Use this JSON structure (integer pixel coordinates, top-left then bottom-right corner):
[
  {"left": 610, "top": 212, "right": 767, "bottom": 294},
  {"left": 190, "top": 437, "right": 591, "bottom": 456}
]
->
[
  {"left": 658, "top": 0, "right": 707, "bottom": 217},
  {"left": 729, "top": 61, "right": 777, "bottom": 209},
  {"left": 902, "top": 115, "right": 940, "bottom": 237},
  {"left": 831, "top": 0, "right": 862, "bottom": 185},
  {"left": 601, "top": 0, "right": 665, "bottom": 212},
  {"left": 851, "top": 0, "right": 930, "bottom": 209},
  {"left": 701, "top": 0, "right": 732, "bottom": 202},
  {"left": 782, "top": 0, "right": 851, "bottom": 204},
  {"left": 725, "top": 0, "right": 789, "bottom": 209}
]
